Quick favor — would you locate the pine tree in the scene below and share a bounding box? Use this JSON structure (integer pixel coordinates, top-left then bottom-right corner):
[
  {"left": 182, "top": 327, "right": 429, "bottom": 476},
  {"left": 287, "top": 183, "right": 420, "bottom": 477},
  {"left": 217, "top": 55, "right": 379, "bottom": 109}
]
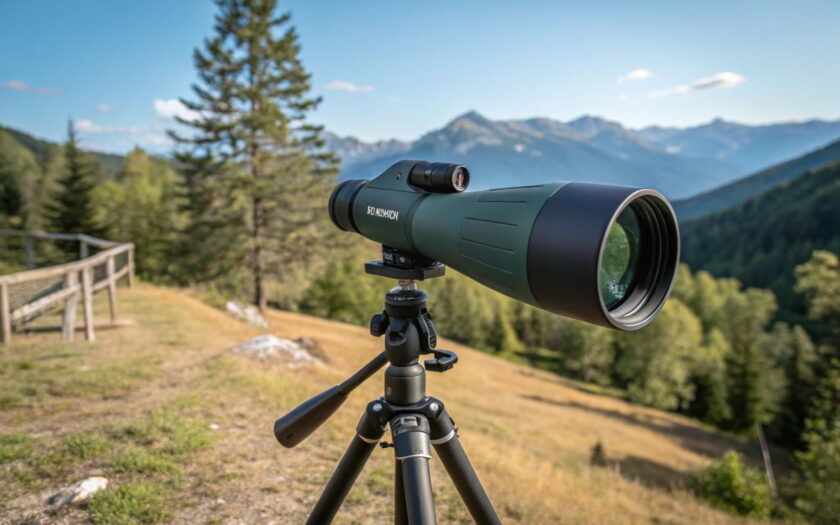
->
[
  {"left": 488, "top": 307, "right": 522, "bottom": 355},
  {"left": 719, "top": 288, "right": 779, "bottom": 432},
  {"left": 761, "top": 323, "right": 817, "bottom": 447},
  {"left": 0, "top": 131, "right": 27, "bottom": 225},
  {"left": 171, "top": 0, "right": 337, "bottom": 310},
  {"left": 93, "top": 147, "right": 184, "bottom": 278},
  {"left": 50, "top": 120, "right": 101, "bottom": 236},
  {"left": 796, "top": 250, "right": 840, "bottom": 355},
  {"left": 795, "top": 359, "right": 840, "bottom": 524},
  {"left": 561, "top": 319, "right": 615, "bottom": 385},
  {"left": 615, "top": 299, "right": 701, "bottom": 410}
]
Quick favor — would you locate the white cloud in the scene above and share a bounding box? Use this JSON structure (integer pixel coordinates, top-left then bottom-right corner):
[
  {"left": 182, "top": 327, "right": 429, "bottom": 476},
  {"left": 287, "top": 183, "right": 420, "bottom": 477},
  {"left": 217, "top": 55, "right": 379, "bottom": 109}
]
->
[
  {"left": 649, "top": 84, "right": 691, "bottom": 99},
  {"left": 153, "top": 98, "right": 199, "bottom": 121},
  {"left": 140, "top": 133, "right": 169, "bottom": 145},
  {"left": 325, "top": 80, "right": 374, "bottom": 93},
  {"left": 75, "top": 120, "right": 143, "bottom": 134},
  {"left": 2, "top": 80, "right": 60, "bottom": 95},
  {"left": 388, "top": 95, "right": 403, "bottom": 102},
  {"left": 97, "top": 104, "right": 114, "bottom": 113},
  {"left": 617, "top": 68, "right": 652, "bottom": 84},
  {"left": 76, "top": 119, "right": 104, "bottom": 133},
  {"left": 3, "top": 80, "right": 28, "bottom": 90},
  {"left": 74, "top": 119, "right": 169, "bottom": 148},
  {"left": 692, "top": 71, "right": 747, "bottom": 90},
  {"left": 648, "top": 71, "right": 747, "bottom": 99}
]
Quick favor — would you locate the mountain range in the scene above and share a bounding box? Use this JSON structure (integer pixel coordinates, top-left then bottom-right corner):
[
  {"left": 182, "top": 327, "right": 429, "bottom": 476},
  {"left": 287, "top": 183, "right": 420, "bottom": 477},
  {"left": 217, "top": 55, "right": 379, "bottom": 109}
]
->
[
  {"left": 674, "top": 138, "right": 840, "bottom": 220},
  {"left": 681, "top": 160, "right": 840, "bottom": 324},
  {"left": 328, "top": 111, "right": 840, "bottom": 200},
  {"left": 6, "top": 110, "right": 840, "bottom": 208},
  {"left": 1, "top": 125, "right": 125, "bottom": 179}
]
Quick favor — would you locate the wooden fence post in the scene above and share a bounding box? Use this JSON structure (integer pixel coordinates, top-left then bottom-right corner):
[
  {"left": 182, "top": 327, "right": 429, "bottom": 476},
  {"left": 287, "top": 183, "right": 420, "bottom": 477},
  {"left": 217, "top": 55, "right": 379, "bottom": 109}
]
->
[
  {"left": 127, "top": 246, "right": 135, "bottom": 288},
  {"left": 106, "top": 255, "right": 117, "bottom": 322},
  {"left": 25, "top": 234, "right": 35, "bottom": 269},
  {"left": 62, "top": 271, "right": 79, "bottom": 341},
  {"left": 81, "top": 267, "right": 95, "bottom": 342},
  {"left": 0, "top": 282, "right": 11, "bottom": 344},
  {"left": 80, "top": 240, "right": 89, "bottom": 260}
]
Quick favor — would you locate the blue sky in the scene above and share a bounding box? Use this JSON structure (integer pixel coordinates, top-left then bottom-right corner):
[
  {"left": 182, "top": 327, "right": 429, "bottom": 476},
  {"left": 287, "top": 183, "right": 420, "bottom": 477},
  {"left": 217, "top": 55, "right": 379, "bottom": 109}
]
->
[{"left": 1, "top": 0, "right": 838, "bottom": 153}]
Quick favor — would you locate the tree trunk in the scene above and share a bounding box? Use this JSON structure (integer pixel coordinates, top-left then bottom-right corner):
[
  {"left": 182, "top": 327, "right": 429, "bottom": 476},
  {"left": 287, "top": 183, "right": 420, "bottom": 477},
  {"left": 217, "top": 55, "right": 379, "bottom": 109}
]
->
[
  {"left": 247, "top": 29, "right": 266, "bottom": 313},
  {"left": 756, "top": 422, "right": 778, "bottom": 498},
  {"left": 253, "top": 197, "right": 266, "bottom": 312}
]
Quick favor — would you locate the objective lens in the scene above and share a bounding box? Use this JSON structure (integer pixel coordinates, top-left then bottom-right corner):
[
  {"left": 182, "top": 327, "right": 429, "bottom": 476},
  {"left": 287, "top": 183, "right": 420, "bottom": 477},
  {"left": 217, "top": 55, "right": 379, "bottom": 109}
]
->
[{"left": 599, "top": 206, "right": 641, "bottom": 309}]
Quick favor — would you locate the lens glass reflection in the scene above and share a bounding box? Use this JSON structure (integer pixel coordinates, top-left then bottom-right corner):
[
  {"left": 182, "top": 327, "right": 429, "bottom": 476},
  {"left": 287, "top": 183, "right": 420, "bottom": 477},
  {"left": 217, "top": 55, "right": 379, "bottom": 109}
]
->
[{"left": 600, "top": 206, "right": 641, "bottom": 309}]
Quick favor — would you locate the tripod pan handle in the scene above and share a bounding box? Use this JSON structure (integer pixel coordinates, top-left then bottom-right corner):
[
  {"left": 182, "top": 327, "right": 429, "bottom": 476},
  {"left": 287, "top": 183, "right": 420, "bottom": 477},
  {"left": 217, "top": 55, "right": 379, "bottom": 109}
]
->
[{"left": 274, "top": 386, "right": 347, "bottom": 448}]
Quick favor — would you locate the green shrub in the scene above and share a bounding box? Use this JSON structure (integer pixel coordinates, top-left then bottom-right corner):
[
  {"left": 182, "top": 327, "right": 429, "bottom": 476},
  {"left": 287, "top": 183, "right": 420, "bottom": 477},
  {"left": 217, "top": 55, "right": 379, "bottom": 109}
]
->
[
  {"left": 109, "top": 447, "right": 179, "bottom": 474},
  {"left": 0, "top": 260, "right": 23, "bottom": 275},
  {"left": 0, "top": 433, "right": 35, "bottom": 463},
  {"left": 689, "top": 451, "right": 772, "bottom": 518},
  {"left": 89, "top": 482, "right": 172, "bottom": 525},
  {"left": 590, "top": 440, "right": 607, "bottom": 467},
  {"left": 60, "top": 431, "right": 112, "bottom": 459}
]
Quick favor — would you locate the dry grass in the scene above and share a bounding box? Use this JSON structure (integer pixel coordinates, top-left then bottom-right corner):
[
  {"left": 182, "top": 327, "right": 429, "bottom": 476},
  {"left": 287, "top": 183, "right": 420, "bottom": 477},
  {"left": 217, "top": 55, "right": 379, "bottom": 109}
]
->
[{"left": 0, "top": 283, "right": 775, "bottom": 524}]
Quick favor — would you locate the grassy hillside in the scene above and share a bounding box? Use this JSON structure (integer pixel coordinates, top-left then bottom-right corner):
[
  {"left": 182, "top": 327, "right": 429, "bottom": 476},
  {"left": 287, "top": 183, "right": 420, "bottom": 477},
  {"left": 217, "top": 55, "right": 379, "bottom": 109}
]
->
[
  {"left": 1, "top": 125, "right": 126, "bottom": 179},
  {"left": 0, "top": 284, "right": 778, "bottom": 524},
  {"left": 681, "top": 162, "right": 840, "bottom": 324},
  {"left": 674, "top": 138, "right": 840, "bottom": 221}
]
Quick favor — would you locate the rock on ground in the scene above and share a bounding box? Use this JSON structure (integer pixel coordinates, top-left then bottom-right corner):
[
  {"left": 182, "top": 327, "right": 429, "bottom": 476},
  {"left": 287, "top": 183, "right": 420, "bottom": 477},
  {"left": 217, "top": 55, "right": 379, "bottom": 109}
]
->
[
  {"left": 226, "top": 301, "right": 269, "bottom": 328},
  {"left": 46, "top": 476, "right": 108, "bottom": 509},
  {"left": 231, "top": 335, "right": 324, "bottom": 366}
]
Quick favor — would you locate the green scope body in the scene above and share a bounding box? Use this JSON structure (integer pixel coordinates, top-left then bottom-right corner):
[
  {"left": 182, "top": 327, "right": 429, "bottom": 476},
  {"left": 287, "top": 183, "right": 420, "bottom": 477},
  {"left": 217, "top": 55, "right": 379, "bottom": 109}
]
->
[{"left": 329, "top": 160, "right": 680, "bottom": 330}]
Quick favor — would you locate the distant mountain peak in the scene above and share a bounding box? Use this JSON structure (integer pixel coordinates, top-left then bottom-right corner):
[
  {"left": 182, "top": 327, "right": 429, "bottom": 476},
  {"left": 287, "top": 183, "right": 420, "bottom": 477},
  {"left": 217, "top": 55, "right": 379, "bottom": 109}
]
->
[
  {"left": 702, "top": 117, "right": 743, "bottom": 130},
  {"left": 567, "top": 114, "right": 627, "bottom": 138},
  {"left": 445, "top": 110, "right": 495, "bottom": 129},
  {"left": 457, "top": 109, "right": 486, "bottom": 120},
  {"left": 433, "top": 110, "right": 506, "bottom": 149},
  {"left": 569, "top": 114, "right": 612, "bottom": 125}
]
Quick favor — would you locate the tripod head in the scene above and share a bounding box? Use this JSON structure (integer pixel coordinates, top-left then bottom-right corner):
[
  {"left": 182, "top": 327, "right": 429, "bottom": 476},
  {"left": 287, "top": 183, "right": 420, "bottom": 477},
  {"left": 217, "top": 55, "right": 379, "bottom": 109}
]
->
[{"left": 274, "top": 246, "right": 457, "bottom": 448}]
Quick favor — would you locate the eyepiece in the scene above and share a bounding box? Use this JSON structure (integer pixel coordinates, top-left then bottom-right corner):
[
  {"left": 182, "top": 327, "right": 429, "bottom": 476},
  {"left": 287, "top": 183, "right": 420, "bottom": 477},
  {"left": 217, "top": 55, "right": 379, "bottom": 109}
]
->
[
  {"left": 409, "top": 162, "right": 470, "bottom": 193},
  {"left": 328, "top": 179, "right": 367, "bottom": 233}
]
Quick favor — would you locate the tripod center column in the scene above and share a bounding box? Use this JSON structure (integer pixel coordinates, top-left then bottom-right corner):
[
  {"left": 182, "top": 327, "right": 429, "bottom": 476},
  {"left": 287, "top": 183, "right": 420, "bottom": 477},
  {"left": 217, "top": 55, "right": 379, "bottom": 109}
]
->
[{"left": 383, "top": 287, "right": 429, "bottom": 405}]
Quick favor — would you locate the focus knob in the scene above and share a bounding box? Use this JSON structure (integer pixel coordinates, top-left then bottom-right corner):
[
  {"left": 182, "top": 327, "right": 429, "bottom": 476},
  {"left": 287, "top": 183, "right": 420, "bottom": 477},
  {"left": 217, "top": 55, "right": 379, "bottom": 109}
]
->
[{"left": 370, "top": 313, "right": 389, "bottom": 337}]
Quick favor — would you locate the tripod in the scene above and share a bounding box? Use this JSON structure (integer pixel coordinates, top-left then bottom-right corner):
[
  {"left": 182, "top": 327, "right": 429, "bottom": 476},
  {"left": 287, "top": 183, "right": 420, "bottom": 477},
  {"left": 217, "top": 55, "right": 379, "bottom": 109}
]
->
[{"left": 274, "top": 256, "right": 501, "bottom": 525}]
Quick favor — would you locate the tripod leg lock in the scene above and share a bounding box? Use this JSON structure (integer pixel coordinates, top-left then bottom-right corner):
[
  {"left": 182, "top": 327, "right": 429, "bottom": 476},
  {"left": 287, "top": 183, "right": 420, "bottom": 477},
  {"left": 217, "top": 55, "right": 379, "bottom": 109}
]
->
[
  {"left": 391, "top": 414, "right": 432, "bottom": 460},
  {"left": 357, "top": 403, "right": 388, "bottom": 443},
  {"left": 427, "top": 402, "right": 457, "bottom": 444}
]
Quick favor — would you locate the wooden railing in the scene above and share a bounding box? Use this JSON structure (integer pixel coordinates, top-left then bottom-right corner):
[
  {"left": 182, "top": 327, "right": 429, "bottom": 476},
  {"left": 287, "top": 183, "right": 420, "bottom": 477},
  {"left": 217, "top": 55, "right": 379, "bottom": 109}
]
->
[{"left": 0, "top": 230, "right": 134, "bottom": 344}]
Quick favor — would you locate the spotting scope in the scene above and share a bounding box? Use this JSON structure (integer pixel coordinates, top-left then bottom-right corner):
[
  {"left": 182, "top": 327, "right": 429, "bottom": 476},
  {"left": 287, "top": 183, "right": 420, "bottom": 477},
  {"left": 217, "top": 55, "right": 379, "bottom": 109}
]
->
[{"left": 329, "top": 160, "right": 679, "bottom": 330}]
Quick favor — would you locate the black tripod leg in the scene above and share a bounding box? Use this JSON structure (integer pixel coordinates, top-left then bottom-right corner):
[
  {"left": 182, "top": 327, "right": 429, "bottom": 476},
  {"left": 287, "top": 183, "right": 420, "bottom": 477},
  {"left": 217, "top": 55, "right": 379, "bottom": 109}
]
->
[
  {"left": 306, "top": 410, "right": 385, "bottom": 525},
  {"left": 401, "top": 457, "right": 436, "bottom": 524},
  {"left": 391, "top": 414, "right": 437, "bottom": 525},
  {"left": 430, "top": 408, "right": 501, "bottom": 525},
  {"left": 395, "top": 459, "right": 408, "bottom": 525}
]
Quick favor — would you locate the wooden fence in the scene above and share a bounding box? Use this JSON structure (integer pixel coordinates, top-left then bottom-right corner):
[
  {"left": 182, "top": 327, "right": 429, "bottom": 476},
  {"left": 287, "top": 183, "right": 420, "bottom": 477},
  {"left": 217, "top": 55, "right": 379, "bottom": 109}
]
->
[{"left": 0, "top": 230, "right": 134, "bottom": 344}]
